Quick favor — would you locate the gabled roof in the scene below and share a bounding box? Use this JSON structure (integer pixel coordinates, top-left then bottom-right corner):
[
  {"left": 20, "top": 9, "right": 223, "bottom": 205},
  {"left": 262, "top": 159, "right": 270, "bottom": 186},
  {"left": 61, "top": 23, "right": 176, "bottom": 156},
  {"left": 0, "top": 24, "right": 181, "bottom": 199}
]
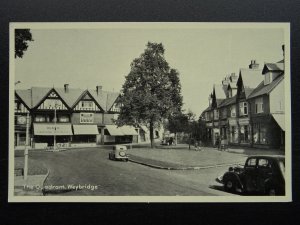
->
[
  {"left": 56, "top": 88, "right": 85, "bottom": 108},
  {"left": 262, "top": 62, "right": 284, "bottom": 74},
  {"left": 15, "top": 89, "right": 32, "bottom": 108},
  {"left": 248, "top": 75, "right": 284, "bottom": 99},
  {"left": 214, "top": 84, "right": 226, "bottom": 99},
  {"left": 15, "top": 86, "right": 120, "bottom": 112},
  {"left": 106, "top": 92, "right": 120, "bottom": 111},
  {"left": 244, "top": 87, "right": 255, "bottom": 99},
  {"left": 239, "top": 68, "right": 263, "bottom": 89},
  {"left": 218, "top": 95, "right": 236, "bottom": 108},
  {"left": 31, "top": 87, "right": 52, "bottom": 108},
  {"left": 202, "top": 105, "right": 212, "bottom": 113}
]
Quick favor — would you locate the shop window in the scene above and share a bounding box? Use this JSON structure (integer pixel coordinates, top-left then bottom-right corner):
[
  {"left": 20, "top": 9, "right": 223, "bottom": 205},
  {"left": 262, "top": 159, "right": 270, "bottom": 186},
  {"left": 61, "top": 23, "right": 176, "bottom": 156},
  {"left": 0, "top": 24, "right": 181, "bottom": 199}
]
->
[
  {"left": 72, "top": 135, "right": 96, "bottom": 143},
  {"left": 260, "top": 126, "right": 268, "bottom": 144},
  {"left": 239, "top": 102, "right": 248, "bottom": 116},
  {"left": 230, "top": 126, "right": 238, "bottom": 143},
  {"left": 240, "top": 125, "right": 249, "bottom": 143}
]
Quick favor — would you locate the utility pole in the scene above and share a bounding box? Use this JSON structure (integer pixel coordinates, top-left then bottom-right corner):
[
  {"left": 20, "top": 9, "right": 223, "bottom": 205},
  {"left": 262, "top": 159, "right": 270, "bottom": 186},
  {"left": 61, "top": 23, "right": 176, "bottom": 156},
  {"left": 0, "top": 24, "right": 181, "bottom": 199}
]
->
[
  {"left": 24, "top": 112, "right": 30, "bottom": 180},
  {"left": 53, "top": 103, "right": 57, "bottom": 151}
]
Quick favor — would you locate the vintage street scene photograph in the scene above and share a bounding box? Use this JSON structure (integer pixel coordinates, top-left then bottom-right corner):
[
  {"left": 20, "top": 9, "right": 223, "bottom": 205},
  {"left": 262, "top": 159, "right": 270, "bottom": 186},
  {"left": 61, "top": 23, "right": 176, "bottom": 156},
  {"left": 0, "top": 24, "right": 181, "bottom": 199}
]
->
[{"left": 9, "top": 23, "right": 291, "bottom": 202}]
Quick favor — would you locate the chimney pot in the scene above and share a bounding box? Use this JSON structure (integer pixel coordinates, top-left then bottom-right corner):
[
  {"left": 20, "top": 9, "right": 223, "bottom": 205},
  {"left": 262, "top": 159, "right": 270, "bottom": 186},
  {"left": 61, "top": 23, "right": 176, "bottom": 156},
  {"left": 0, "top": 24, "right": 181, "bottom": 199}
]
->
[
  {"left": 64, "top": 84, "right": 69, "bottom": 93},
  {"left": 96, "top": 85, "right": 102, "bottom": 95}
]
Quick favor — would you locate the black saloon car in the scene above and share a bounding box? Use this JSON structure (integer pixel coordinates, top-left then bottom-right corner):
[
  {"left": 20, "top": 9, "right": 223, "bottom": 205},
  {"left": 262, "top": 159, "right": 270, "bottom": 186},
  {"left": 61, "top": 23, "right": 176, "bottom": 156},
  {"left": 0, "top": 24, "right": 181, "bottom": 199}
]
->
[{"left": 216, "top": 155, "right": 285, "bottom": 196}]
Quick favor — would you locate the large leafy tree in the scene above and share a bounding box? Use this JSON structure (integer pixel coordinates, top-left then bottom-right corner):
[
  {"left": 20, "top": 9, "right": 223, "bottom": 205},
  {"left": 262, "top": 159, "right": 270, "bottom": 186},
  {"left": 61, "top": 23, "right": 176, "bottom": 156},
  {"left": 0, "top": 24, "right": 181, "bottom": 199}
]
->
[
  {"left": 117, "top": 42, "right": 183, "bottom": 148},
  {"left": 15, "top": 29, "right": 33, "bottom": 58}
]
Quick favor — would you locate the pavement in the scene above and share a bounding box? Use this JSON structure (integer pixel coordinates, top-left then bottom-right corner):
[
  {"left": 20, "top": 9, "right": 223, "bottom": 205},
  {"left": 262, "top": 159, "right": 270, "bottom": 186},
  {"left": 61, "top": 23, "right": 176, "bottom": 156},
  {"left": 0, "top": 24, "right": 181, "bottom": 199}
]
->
[{"left": 14, "top": 172, "right": 49, "bottom": 196}]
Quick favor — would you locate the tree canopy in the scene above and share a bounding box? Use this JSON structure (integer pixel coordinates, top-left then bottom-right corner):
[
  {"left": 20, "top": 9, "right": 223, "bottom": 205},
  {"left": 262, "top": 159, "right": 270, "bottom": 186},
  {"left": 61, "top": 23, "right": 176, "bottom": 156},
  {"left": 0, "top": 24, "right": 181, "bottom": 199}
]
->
[
  {"left": 116, "top": 42, "right": 183, "bottom": 147},
  {"left": 15, "top": 29, "right": 33, "bottom": 58}
]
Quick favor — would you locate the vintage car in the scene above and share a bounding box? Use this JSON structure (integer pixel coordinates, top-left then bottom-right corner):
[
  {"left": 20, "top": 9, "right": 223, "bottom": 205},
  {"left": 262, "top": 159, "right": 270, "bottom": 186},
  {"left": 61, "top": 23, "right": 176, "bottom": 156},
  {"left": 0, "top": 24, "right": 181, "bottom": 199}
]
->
[
  {"left": 109, "top": 145, "right": 129, "bottom": 162},
  {"left": 216, "top": 155, "right": 285, "bottom": 196}
]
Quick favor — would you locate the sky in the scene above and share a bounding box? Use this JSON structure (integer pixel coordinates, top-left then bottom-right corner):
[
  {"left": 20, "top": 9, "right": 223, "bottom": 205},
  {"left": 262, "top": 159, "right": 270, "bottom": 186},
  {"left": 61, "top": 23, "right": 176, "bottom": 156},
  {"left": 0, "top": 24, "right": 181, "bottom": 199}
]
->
[{"left": 15, "top": 24, "right": 285, "bottom": 116}]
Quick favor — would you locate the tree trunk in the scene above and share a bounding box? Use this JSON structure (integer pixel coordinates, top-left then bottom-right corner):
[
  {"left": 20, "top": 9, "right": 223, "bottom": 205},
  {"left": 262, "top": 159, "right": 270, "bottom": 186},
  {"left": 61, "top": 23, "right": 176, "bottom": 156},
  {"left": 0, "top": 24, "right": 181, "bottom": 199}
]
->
[
  {"left": 150, "top": 121, "right": 154, "bottom": 148},
  {"left": 175, "top": 132, "right": 177, "bottom": 145}
]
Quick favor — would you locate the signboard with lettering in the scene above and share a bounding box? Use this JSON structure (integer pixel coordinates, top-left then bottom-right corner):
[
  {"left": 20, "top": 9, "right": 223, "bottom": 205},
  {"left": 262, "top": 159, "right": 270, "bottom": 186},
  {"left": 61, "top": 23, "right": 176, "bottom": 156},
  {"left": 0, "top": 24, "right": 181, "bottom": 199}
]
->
[
  {"left": 80, "top": 113, "right": 94, "bottom": 123},
  {"left": 33, "top": 123, "right": 72, "bottom": 135}
]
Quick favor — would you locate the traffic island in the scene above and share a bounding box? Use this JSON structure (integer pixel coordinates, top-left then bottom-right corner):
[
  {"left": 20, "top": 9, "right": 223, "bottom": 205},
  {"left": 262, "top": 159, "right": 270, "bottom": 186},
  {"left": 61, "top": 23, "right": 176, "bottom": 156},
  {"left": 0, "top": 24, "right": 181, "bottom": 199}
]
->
[{"left": 129, "top": 155, "right": 245, "bottom": 170}]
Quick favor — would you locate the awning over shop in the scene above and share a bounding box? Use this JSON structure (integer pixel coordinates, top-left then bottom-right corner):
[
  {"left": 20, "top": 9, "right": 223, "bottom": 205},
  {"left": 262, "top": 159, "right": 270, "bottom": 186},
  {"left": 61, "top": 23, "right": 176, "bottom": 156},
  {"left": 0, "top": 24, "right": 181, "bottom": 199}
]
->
[
  {"left": 73, "top": 125, "right": 99, "bottom": 135},
  {"left": 34, "top": 123, "right": 72, "bottom": 136},
  {"left": 105, "top": 125, "right": 138, "bottom": 136},
  {"left": 139, "top": 125, "right": 149, "bottom": 133},
  {"left": 120, "top": 126, "right": 138, "bottom": 135},
  {"left": 106, "top": 125, "right": 124, "bottom": 136},
  {"left": 272, "top": 114, "right": 285, "bottom": 131}
]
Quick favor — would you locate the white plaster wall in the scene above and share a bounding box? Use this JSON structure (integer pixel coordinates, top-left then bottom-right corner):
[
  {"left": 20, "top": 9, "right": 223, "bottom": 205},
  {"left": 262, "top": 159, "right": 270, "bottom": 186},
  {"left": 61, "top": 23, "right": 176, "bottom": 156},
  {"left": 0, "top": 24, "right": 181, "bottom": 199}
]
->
[{"left": 269, "top": 78, "right": 285, "bottom": 114}]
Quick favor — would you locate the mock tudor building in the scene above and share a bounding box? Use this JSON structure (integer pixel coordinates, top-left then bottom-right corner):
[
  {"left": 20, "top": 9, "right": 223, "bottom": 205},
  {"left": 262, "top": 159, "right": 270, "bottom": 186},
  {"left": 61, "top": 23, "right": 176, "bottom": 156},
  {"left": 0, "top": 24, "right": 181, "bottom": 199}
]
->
[{"left": 14, "top": 85, "right": 155, "bottom": 149}]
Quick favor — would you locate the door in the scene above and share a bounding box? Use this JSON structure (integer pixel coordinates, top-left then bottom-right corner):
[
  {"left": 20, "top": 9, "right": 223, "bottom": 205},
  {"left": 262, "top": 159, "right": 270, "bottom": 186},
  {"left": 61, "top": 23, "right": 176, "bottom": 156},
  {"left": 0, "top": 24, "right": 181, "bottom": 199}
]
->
[
  {"left": 257, "top": 158, "right": 273, "bottom": 192},
  {"left": 243, "top": 158, "right": 259, "bottom": 192}
]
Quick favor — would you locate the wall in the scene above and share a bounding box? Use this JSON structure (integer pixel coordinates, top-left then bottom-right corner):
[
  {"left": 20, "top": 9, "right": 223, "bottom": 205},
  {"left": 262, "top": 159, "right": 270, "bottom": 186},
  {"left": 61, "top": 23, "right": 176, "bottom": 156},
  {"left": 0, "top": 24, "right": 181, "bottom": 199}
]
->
[
  {"left": 269, "top": 79, "right": 285, "bottom": 114},
  {"left": 103, "top": 114, "right": 115, "bottom": 125}
]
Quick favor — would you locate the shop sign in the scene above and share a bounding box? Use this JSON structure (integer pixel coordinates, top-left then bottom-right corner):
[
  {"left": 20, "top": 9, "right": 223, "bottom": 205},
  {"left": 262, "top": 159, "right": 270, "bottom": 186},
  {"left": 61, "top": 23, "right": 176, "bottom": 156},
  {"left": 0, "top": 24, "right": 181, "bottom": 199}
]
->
[
  {"left": 228, "top": 119, "right": 237, "bottom": 126},
  {"left": 214, "top": 122, "right": 219, "bottom": 126},
  {"left": 80, "top": 113, "right": 94, "bottom": 123},
  {"left": 206, "top": 122, "right": 213, "bottom": 127},
  {"left": 34, "top": 123, "right": 72, "bottom": 135},
  {"left": 239, "top": 118, "right": 249, "bottom": 125}
]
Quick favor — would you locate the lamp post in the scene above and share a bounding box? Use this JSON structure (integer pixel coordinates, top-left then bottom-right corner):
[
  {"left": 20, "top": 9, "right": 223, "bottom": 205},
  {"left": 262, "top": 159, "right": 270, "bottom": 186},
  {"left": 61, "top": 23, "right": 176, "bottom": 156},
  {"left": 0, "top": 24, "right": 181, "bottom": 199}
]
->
[{"left": 53, "top": 101, "right": 59, "bottom": 151}]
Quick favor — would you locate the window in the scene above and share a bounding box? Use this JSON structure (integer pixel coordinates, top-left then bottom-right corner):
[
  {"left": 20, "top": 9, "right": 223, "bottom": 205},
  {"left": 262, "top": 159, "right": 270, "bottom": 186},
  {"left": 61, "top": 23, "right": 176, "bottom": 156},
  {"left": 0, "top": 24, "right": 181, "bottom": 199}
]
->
[
  {"left": 35, "top": 115, "right": 46, "bottom": 122},
  {"left": 214, "top": 109, "right": 219, "bottom": 120},
  {"left": 255, "top": 97, "right": 264, "bottom": 113},
  {"left": 253, "top": 123, "right": 268, "bottom": 144},
  {"left": 239, "top": 102, "right": 248, "bottom": 115},
  {"left": 246, "top": 158, "right": 257, "bottom": 167},
  {"left": 230, "top": 106, "right": 236, "bottom": 117},
  {"left": 80, "top": 101, "right": 94, "bottom": 110},
  {"left": 58, "top": 115, "right": 69, "bottom": 122},
  {"left": 15, "top": 101, "right": 21, "bottom": 110},
  {"left": 258, "top": 159, "right": 270, "bottom": 168},
  {"left": 240, "top": 125, "right": 249, "bottom": 143}
]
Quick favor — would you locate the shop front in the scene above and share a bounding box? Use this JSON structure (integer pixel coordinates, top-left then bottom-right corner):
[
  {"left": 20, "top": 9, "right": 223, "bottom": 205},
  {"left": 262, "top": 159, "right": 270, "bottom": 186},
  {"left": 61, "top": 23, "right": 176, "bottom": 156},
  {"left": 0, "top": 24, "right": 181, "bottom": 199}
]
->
[
  {"left": 33, "top": 123, "right": 72, "bottom": 149},
  {"left": 105, "top": 125, "right": 138, "bottom": 144},
  {"left": 239, "top": 118, "right": 250, "bottom": 145},
  {"left": 228, "top": 118, "right": 238, "bottom": 144},
  {"left": 72, "top": 124, "right": 99, "bottom": 147}
]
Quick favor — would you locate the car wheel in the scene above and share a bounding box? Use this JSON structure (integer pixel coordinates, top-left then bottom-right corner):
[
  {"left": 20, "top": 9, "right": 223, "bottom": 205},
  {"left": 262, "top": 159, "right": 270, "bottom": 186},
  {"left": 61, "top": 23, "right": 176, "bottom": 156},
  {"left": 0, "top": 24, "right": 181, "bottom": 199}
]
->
[{"left": 224, "top": 179, "right": 236, "bottom": 193}]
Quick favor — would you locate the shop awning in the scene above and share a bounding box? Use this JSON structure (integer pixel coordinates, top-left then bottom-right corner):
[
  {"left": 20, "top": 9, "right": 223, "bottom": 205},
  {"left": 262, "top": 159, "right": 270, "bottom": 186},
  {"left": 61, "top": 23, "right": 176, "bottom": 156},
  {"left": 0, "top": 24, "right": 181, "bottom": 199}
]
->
[
  {"left": 272, "top": 114, "right": 285, "bottom": 131},
  {"left": 139, "top": 125, "right": 149, "bottom": 133},
  {"left": 34, "top": 123, "right": 72, "bottom": 136},
  {"left": 106, "top": 125, "right": 124, "bottom": 136},
  {"left": 73, "top": 125, "right": 99, "bottom": 135},
  {"left": 120, "top": 126, "right": 138, "bottom": 135},
  {"left": 105, "top": 125, "right": 138, "bottom": 136}
]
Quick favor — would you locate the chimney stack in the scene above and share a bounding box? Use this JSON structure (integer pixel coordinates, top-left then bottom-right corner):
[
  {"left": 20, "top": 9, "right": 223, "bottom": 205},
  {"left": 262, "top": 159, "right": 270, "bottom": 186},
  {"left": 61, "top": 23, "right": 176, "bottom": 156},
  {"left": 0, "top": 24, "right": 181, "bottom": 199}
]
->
[
  {"left": 96, "top": 85, "right": 102, "bottom": 95},
  {"left": 64, "top": 84, "right": 69, "bottom": 93},
  {"left": 249, "top": 60, "right": 259, "bottom": 69}
]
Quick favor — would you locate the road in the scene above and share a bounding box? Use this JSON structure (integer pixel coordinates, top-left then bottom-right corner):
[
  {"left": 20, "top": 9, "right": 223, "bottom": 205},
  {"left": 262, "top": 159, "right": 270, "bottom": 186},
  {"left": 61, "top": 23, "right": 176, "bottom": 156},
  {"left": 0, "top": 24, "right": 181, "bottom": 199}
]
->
[{"left": 26, "top": 148, "right": 233, "bottom": 196}]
